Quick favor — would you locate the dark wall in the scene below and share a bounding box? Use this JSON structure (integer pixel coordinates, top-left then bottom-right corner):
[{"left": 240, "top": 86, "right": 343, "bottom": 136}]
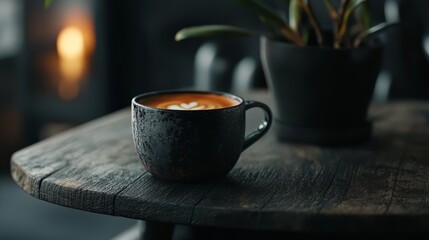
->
[
  {"left": 138, "top": 1, "right": 264, "bottom": 91},
  {"left": 385, "top": 0, "right": 429, "bottom": 99},
  {"left": 99, "top": 0, "right": 264, "bottom": 110}
]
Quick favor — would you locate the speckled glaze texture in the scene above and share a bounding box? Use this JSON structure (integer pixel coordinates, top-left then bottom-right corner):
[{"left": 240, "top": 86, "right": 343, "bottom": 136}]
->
[{"left": 131, "top": 90, "right": 272, "bottom": 182}]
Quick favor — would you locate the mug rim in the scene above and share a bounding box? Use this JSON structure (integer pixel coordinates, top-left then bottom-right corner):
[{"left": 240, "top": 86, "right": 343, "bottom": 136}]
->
[{"left": 132, "top": 89, "right": 244, "bottom": 112}]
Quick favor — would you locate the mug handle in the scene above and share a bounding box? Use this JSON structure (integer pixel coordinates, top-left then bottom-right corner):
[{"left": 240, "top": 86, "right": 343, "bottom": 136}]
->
[{"left": 243, "top": 100, "right": 273, "bottom": 151}]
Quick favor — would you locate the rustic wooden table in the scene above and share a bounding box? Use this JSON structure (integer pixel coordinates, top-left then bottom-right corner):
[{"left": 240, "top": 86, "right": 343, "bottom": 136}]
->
[{"left": 11, "top": 91, "right": 429, "bottom": 239}]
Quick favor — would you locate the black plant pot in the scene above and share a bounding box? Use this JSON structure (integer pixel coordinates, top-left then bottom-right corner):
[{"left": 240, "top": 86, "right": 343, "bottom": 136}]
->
[{"left": 260, "top": 37, "right": 383, "bottom": 146}]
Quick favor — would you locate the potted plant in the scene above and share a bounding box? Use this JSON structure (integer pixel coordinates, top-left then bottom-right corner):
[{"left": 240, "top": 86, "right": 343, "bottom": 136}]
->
[{"left": 177, "top": 0, "right": 395, "bottom": 145}]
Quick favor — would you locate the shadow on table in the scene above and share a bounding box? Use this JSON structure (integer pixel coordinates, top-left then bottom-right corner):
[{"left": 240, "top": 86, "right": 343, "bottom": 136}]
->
[{"left": 174, "top": 224, "right": 429, "bottom": 240}]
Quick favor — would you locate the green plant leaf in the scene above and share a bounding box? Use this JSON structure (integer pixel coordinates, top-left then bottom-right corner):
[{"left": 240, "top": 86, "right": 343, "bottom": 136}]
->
[
  {"left": 296, "top": 0, "right": 323, "bottom": 46},
  {"left": 236, "top": 0, "right": 304, "bottom": 45},
  {"left": 44, "top": 0, "right": 52, "bottom": 8},
  {"left": 283, "top": 0, "right": 309, "bottom": 44},
  {"left": 175, "top": 25, "right": 264, "bottom": 41},
  {"left": 235, "top": 0, "right": 286, "bottom": 27},
  {"left": 273, "top": 0, "right": 304, "bottom": 45},
  {"left": 324, "top": 0, "right": 338, "bottom": 22},
  {"left": 279, "top": 26, "right": 305, "bottom": 46},
  {"left": 289, "top": 0, "right": 302, "bottom": 32},
  {"left": 354, "top": 1, "right": 371, "bottom": 31},
  {"left": 353, "top": 22, "right": 400, "bottom": 47},
  {"left": 337, "top": 0, "right": 367, "bottom": 43}
]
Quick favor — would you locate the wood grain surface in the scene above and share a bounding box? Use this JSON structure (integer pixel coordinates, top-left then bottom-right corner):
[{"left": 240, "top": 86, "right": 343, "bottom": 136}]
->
[{"left": 11, "top": 92, "right": 429, "bottom": 232}]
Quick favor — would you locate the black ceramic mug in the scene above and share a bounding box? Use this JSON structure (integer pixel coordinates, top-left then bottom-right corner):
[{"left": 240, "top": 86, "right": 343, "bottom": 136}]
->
[{"left": 131, "top": 90, "right": 272, "bottom": 182}]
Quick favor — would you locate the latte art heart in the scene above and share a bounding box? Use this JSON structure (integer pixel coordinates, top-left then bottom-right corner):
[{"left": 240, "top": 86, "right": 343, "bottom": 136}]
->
[
  {"left": 166, "top": 101, "right": 217, "bottom": 110},
  {"left": 180, "top": 102, "right": 198, "bottom": 109},
  {"left": 139, "top": 93, "right": 240, "bottom": 110}
]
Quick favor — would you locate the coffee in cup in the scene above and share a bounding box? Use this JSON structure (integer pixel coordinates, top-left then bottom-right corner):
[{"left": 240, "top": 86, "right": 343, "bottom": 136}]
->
[
  {"left": 132, "top": 90, "right": 272, "bottom": 182},
  {"left": 138, "top": 92, "right": 239, "bottom": 110}
]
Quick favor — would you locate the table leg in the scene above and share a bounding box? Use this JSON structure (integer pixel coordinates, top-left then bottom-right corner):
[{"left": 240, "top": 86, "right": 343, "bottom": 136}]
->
[{"left": 139, "top": 220, "right": 175, "bottom": 240}]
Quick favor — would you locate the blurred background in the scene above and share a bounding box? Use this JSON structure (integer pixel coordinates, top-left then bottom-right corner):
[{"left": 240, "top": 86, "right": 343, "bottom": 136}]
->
[{"left": 0, "top": 0, "right": 428, "bottom": 239}]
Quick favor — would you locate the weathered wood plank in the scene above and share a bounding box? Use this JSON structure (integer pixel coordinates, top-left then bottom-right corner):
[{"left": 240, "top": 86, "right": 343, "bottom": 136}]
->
[
  {"left": 387, "top": 150, "right": 429, "bottom": 214},
  {"left": 10, "top": 92, "right": 429, "bottom": 232},
  {"left": 260, "top": 147, "right": 341, "bottom": 213},
  {"left": 39, "top": 136, "right": 145, "bottom": 214},
  {"left": 11, "top": 109, "right": 131, "bottom": 198},
  {"left": 114, "top": 173, "right": 212, "bottom": 224},
  {"left": 188, "top": 99, "right": 429, "bottom": 230},
  {"left": 191, "top": 135, "right": 287, "bottom": 228},
  {"left": 321, "top": 151, "right": 402, "bottom": 214}
]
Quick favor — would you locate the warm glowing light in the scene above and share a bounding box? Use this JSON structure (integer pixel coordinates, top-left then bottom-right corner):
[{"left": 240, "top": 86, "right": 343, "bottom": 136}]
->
[
  {"left": 57, "top": 26, "right": 86, "bottom": 100},
  {"left": 55, "top": 11, "right": 95, "bottom": 101},
  {"left": 57, "top": 27, "right": 85, "bottom": 60},
  {"left": 59, "top": 57, "right": 84, "bottom": 81}
]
